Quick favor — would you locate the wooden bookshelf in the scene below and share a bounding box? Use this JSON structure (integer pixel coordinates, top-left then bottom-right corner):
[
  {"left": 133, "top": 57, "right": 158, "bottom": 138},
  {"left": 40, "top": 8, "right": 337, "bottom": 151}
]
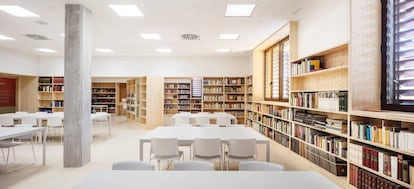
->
[
  {"left": 139, "top": 77, "right": 147, "bottom": 125},
  {"left": 91, "top": 83, "right": 117, "bottom": 114},
  {"left": 245, "top": 75, "right": 253, "bottom": 126},
  {"left": 224, "top": 77, "right": 246, "bottom": 124},
  {"left": 38, "top": 76, "right": 64, "bottom": 113},
  {"left": 126, "top": 78, "right": 138, "bottom": 120},
  {"left": 202, "top": 77, "right": 224, "bottom": 112},
  {"left": 163, "top": 77, "right": 193, "bottom": 115}
]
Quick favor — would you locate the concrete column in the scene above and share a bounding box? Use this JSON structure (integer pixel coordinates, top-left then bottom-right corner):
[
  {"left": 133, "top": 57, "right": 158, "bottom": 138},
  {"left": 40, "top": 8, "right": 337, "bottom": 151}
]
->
[{"left": 63, "top": 4, "right": 92, "bottom": 167}]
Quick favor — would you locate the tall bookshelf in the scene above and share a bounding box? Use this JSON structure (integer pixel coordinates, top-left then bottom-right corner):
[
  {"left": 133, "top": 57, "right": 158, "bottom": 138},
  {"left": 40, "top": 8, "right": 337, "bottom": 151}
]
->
[
  {"left": 91, "top": 83, "right": 117, "bottom": 113},
  {"left": 38, "top": 76, "right": 64, "bottom": 113},
  {"left": 126, "top": 78, "right": 139, "bottom": 120},
  {"left": 224, "top": 77, "right": 246, "bottom": 124},
  {"left": 164, "top": 78, "right": 193, "bottom": 115},
  {"left": 202, "top": 77, "right": 225, "bottom": 112},
  {"left": 245, "top": 75, "right": 253, "bottom": 126},
  {"left": 139, "top": 77, "right": 147, "bottom": 125}
]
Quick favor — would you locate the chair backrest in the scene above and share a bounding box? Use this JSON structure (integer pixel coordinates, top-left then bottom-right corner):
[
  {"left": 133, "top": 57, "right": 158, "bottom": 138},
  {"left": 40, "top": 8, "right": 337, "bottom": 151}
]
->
[
  {"left": 195, "top": 116, "right": 210, "bottom": 126},
  {"left": 150, "top": 138, "right": 179, "bottom": 157},
  {"left": 193, "top": 138, "right": 221, "bottom": 157},
  {"left": 15, "top": 111, "right": 28, "bottom": 115},
  {"left": 170, "top": 123, "right": 192, "bottom": 127},
  {"left": 112, "top": 161, "right": 154, "bottom": 170},
  {"left": 216, "top": 116, "right": 231, "bottom": 126},
  {"left": 47, "top": 117, "right": 63, "bottom": 127},
  {"left": 173, "top": 116, "right": 191, "bottom": 125},
  {"left": 35, "top": 112, "right": 48, "bottom": 115},
  {"left": 213, "top": 112, "right": 227, "bottom": 115},
  {"left": 173, "top": 161, "right": 215, "bottom": 171},
  {"left": 178, "top": 112, "right": 191, "bottom": 115},
  {"left": 20, "top": 116, "right": 38, "bottom": 126},
  {"left": 239, "top": 161, "right": 285, "bottom": 171},
  {"left": 0, "top": 116, "right": 14, "bottom": 126},
  {"left": 197, "top": 112, "right": 209, "bottom": 115},
  {"left": 228, "top": 139, "right": 257, "bottom": 158}
]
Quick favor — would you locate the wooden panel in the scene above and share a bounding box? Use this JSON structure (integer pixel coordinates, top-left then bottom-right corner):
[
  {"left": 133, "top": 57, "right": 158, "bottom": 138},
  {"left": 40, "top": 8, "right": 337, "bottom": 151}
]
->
[
  {"left": 350, "top": 0, "right": 381, "bottom": 111},
  {"left": 18, "top": 76, "right": 37, "bottom": 112},
  {"left": 322, "top": 47, "right": 348, "bottom": 68}
]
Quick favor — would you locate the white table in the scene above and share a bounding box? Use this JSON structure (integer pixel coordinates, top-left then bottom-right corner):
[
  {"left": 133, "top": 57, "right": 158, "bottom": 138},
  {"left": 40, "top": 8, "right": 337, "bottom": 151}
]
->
[
  {"left": 139, "top": 127, "right": 270, "bottom": 162},
  {"left": 74, "top": 171, "right": 340, "bottom": 189},
  {"left": 172, "top": 113, "right": 237, "bottom": 124},
  {"left": 0, "top": 126, "right": 47, "bottom": 165},
  {"left": 0, "top": 112, "right": 112, "bottom": 136}
]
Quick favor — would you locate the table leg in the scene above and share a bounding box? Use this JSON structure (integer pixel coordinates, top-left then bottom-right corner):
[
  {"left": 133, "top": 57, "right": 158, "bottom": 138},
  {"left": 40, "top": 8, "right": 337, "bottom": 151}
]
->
[
  {"left": 139, "top": 140, "right": 144, "bottom": 161},
  {"left": 42, "top": 129, "right": 47, "bottom": 165},
  {"left": 266, "top": 142, "right": 270, "bottom": 162}
]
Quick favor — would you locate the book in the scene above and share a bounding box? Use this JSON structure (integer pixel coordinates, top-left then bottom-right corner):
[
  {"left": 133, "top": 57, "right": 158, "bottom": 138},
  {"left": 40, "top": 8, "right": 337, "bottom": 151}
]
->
[
  {"left": 410, "top": 165, "right": 414, "bottom": 186},
  {"left": 391, "top": 155, "right": 398, "bottom": 179}
]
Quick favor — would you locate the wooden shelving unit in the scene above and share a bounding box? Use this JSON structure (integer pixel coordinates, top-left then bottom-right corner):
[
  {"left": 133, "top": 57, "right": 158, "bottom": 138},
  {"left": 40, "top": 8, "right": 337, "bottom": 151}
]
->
[
  {"left": 163, "top": 77, "right": 193, "bottom": 115},
  {"left": 126, "top": 78, "right": 138, "bottom": 120},
  {"left": 202, "top": 77, "right": 225, "bottom": 112},
  {"left": 38, "top": 76, "right": 64, "bottom": 113},
  {"left": 139, "top": 77, "right": 147, "bottom": 125},
  {"left": 245, "top": 75, "right": 253, "bottom": 127},
  {"left": 224, "top": 77, "right": 246, "bottom": 124},
  {"left": 91, "top": 83, "right": 117, "bottom": 114}
]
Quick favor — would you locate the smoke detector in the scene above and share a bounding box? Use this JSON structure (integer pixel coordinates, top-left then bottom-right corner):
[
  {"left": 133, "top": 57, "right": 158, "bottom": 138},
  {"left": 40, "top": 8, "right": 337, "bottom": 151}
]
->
[
  {"left": 22, "top": 34, "right": 51, "bottom": 40},
  {"left": 181, "top": 34, "right": 199, "bottom": 40}
]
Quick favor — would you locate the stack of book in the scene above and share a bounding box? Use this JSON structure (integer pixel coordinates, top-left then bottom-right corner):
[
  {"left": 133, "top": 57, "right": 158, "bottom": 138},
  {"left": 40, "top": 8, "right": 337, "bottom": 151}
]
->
[
  {"left": 291, "top": 91, "right": 348, "bottom": 112},
  {"left": 291, "top": 58, "right": 322, "bottom": 76},
  {"left": 349, "top": 143, "right": 414, "bottom": 185},
  {"left": 350, "top": 121, "right": 414, "bottom": 152},
  {"left": 349, "top": 164, "right": 408, "bottom": 189}
]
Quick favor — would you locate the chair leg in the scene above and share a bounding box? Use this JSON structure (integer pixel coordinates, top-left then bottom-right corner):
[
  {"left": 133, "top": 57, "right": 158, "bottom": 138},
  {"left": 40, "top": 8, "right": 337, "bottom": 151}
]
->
[
  {"left": 30, "top": 141, "right": 36, "bottom": 164},
  {"left": 157, "top": 160, "right": 160, "bottom": 170},
  {"left": 226, "top": 157, "right": 229, "bottom": 171},
  {"left": 5, "top": 148, "right": 10, "bottom": 169}
]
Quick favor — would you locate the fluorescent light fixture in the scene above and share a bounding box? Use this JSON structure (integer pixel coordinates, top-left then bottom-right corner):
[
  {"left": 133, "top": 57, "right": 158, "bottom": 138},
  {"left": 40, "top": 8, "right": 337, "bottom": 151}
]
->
[
  {"left": 219, "top": 33, "right": 239, "bottom": 40},
  {"left": 0, "top": 5, "right": 39, "bottom": 17},
  {"left": 0, "top": 34, "right": 15, "bottom": 40},
  {"left": 35, "top": 48, "right": 57, "bottom": 53},
  {"left": 140, "top": 33, "right": 161, "bottom": 40},
  {"left": 225, "top": 4, "right": 256, "bottom": 17},
  {"left": 216, "top": 48, "right": 231, "bottom": 53},
  {"left": 156, "top": 48, "right": 171, "bottom": 53},
  {"left": 96, "top": 48, "right": 114, "bottom": 53},
  {"left": 59, "top": 33, "right": 65, "bottom": 37},
  {"left": 108, "top": 5, "right": 143, "bottom": 17}
]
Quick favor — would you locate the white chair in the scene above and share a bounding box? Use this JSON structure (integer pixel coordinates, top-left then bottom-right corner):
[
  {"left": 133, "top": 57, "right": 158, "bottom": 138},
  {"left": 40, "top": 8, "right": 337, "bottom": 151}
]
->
[
  {"left": 239, "top": 161, "right": 284, "bottom": 171},
  {"left": 19, "top": 116, "right": 38, "bottom": 127},
  {"left": 193, "top": 138, "right": 223, "bottom": 170},
  {"left": 150, "top": 138, "right": 183, "bottom": 170},
  {"left": 0, "top": 140, "right": 23, "bottom": 169},
  {"left": 216, "top": 116, "right": 232, "bottom": 126},
  {"left": 225, "top": 139, "right": 257, "bottom": 170},
  {"left": 15, "top": 112, "right": 28, "bottom": 115},
  {"left": 194, "top": 116, "right": 210, "bottom": 126},
  {"left": 92, "top": 112, "right": 110, "bottom": 136},
  {"left": 173, "top": 161, "right": 215, "bottom": 171},
  {"left": 0, "top": 116, "right": 14, "bottom": 127},
  {"left": 47, "top": 117, "right": 64, "bottom": 142},
  {"left": 172, "top": 116, "right": 191, "bottom": 126},
  {"left": 112, "top": 161, "right": 154, "bottom": 170}
]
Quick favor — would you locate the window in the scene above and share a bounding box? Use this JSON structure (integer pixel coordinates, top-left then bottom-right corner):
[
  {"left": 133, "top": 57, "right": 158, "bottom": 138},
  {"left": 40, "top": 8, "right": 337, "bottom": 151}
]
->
[
  {"left": 264, "top": 37, "right": 290, "bottom": 101},
  {"left": 381, "top": 0, "right": 414, "bottom": 111}
]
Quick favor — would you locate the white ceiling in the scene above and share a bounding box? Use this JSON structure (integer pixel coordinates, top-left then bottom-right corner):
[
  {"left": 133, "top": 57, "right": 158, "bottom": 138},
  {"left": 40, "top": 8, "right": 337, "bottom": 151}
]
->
[{"left": 0, "top": 0, "right": 305, "bottom": 56}]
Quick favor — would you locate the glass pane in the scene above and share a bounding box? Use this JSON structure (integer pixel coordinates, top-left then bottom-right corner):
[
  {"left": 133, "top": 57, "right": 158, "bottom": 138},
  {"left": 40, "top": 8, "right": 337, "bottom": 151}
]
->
[
  {"left": 282, "top": 40, "right": 290, "bottom": 99},
  {"left": 272, "top": 46, "right": 280, "bottom": 99},
  {"left": 265, "top": 49, "right": 272, "bottom": 99}
]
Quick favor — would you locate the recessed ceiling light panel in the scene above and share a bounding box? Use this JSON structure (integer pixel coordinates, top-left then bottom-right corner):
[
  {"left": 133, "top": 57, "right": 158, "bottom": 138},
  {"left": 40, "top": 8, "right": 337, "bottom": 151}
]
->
[
  {"left": 0, "top": 5, "right": 39, "bottom": 17},
  {"left": 219, "top": 34, "right": 240, "bottom": 40},
  {"left": 35, "top": 48, "right": 57, "bottom": 53},
  {"left": 156, "top": 48, "right": 171, "bottom": 53},
  {"left": 0, "top": 34, "right": 15, "bottom": 40},
  {"left": 109, "top": 5, "right": 143, "bottom": 17},
  {"left": 225, "top": 4, "right": 256, "bottom": 17},
  {"left": 216, "top": 48, "right": 231, "bottom": 53},
  {"left": 96, "top": 48, "right": 114, "bottom": 53},
  {"left": 140, "top": 33, "right": 161, "bottom": 40}
]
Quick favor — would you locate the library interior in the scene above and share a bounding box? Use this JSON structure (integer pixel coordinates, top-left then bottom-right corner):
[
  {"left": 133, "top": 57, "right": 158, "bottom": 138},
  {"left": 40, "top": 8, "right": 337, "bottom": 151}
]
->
[{"left": 0, "top": 0, "right": 413, "bottom": 189}]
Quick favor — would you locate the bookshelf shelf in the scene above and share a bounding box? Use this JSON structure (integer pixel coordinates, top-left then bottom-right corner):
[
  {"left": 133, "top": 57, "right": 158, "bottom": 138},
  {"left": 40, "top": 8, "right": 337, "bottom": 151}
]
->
[
  {"left": 292, "top": 136, "right": 348, "bottom": 161},
  {"left": 92, "top": 83, "right": 116, "bottom": 114},
  {"left": 291, "top": 106, "right": 348, "bottom": 115},
  {"left": 293, "top": 121, "right": 348, "bottom": 138},
  {"left": 350, "top": 163, "right": 413, "bottom": 189},
  {"left": 291, "top": 65, "right": 348, "bottom": 78},
  {"left": 350, "top": 137, "right": 414, "bottom": 157},
  {"left": 37, "top": 76, "right": 65, "bottom": 113}
]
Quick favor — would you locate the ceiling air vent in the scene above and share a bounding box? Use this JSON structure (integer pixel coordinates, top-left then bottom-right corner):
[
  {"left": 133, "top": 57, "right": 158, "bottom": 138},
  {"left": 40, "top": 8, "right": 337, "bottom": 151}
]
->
[
  {"left": 181, "top": 34, "right": 199, "bottom": 40},
  {"left": 23, "top": 34, "right": 51, "bottom": 40}
]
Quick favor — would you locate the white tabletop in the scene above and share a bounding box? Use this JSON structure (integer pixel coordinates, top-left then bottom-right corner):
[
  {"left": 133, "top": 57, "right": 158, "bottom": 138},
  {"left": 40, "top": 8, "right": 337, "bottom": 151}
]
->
[
  {"left": 0, "top": 126, "right": 46, "bottom": 140},
  {"left": 140, "top": 127, "right": 268, "bottom": 142},
  {"left": 0, "top": 112, "right": 110, "bottom": 120},
  {"left": 74, "top": 171, "right": 340, "bottom": 189},
  {"left": 172, "top": 112, "right": 236, "bottom": 120}
]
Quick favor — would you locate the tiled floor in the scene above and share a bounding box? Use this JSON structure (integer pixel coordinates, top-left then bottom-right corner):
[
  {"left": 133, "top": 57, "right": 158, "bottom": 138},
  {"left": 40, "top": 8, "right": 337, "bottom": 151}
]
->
[{"left": 0, "top": 116, "right": 347, "bottom": 189}]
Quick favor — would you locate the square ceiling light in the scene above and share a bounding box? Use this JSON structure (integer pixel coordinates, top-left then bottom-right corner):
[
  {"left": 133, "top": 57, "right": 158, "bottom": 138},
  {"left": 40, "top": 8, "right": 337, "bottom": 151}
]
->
[
  {"left": 219, "top": 34, "right": 239, "bottom": 40},
  {"left": 225, "top": 4, "right": 256, "bottom": 17},
  {"left": 0, "top": 34, "right": 15, "bottom": 40},
  {"left": 96, "top": 48, "right": 114, "bottom": 53},
  {"left": 109, "top": 5, "right": 143, "bottom": 17},
  {"left": 0, "top": 5, "right": 39, "bottom": 17},
  {"left": 35, "top": 48, "right": 57, "bottom": 53},
  {"left": 140, "top": 33, "right": 161, "bottom": 40},
  {"left": 156, "top": 48, "right": 171, "bottom": 53},
  {"left": 216, "top": 48, "right": 231, "bottom": 53}
]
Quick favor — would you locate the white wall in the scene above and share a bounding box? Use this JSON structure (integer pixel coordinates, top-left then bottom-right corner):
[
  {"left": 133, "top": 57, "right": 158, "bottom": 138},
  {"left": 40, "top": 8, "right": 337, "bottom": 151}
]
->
[
  {"left": 37, "top": 56, "right": 251, "bottom": 77},
  {"left": 0, "top": 48, "right": 38, "bottom": 76},
  {"left": 297, "top": 0, "right": 350, "bottom": 58}
]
